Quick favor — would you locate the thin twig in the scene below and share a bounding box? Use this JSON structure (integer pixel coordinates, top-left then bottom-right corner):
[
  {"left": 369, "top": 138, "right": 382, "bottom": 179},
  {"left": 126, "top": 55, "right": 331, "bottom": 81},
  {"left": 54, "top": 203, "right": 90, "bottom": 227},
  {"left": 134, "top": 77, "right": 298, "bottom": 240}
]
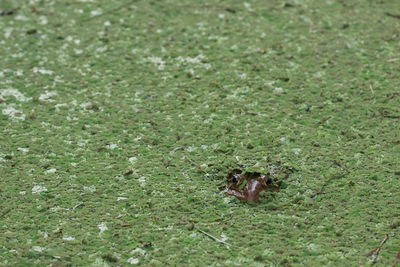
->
[
  {"left": 72, "top": 203, "right": 84, "bottom": 210},
  {"left": 369, "top": 84, "right": 375, "bottom": 94},
  {"left": 366, "top": 235, "right": 389, "bottom": 265},
  {"left": 385, "top": 13, "right": 400, "bottom": 20},
  {"left": 392, "top": 251, "right": 400, "bottom": 267},
  {"left": 197, "top": 229, "right": 231, "bottom": 248}
]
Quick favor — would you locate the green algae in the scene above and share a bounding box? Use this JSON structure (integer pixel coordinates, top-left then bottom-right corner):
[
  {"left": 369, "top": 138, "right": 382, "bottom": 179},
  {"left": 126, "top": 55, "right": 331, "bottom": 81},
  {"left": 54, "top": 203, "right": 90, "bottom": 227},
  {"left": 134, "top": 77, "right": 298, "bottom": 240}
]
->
[{"left": 1, "top": 0, "right": 399, "bottom": 266}]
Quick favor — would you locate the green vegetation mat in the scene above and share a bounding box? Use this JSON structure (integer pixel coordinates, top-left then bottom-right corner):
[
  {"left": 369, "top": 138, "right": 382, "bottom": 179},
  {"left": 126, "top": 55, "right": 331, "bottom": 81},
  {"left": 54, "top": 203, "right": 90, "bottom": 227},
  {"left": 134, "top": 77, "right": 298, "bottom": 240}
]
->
[{"left": 1, "top": 0, "right": 399, "bottom": 266}]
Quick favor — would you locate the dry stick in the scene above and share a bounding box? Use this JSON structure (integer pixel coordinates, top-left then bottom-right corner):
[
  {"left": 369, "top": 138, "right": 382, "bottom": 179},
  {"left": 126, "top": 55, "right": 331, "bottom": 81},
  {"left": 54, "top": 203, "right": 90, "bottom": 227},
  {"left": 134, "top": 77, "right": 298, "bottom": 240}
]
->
[
  {"left": 197, "top": 229, "right": 231, "bottom": 248},
  {"left": 385, "top": 13, "right": 400, "bottom": 20},
  {"left": 392, "top": 251, "right": 400, "bottom": 267},
  {"left": 366, "top": 235, "right": 389, "bottom": 265}
]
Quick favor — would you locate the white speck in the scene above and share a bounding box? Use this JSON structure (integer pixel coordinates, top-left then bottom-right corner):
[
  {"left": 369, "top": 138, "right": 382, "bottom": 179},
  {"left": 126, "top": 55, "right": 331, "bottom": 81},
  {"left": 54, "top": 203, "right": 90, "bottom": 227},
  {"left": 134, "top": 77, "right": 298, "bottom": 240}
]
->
[
  {"left": 17, "top": 147, "right": 29, "bottom": 153},
  {"left": 186, "top": 146, "right": 196, "bottom": 152},
  {"left": 274, "top": 87, "right": 284, "bottom": 94},
  {"left": 15, "top": 70, "right": 23, "bottom": 76},
  {"left": 45, "top": 168, "right": 57, "bottom": 174},
  {"left": 96, "top": 46, "right": 108, "bottom": 53},
  {"left": 147, "top": 56, "right": 165, "bottom": 70},
  {"left": 32, "top": 246, "right": 46, "bottom": 253},
  {"left": 279, "top": 137, "right": 287, "bottom": 143},
  {"left": 138, "top": 176, "right": 146, "bottom": 187},
  {"left": 117, "top": 197, "right": 128, "bottom": 201},
  {"left": 307, "top": 243, "right": 318, "bottom": 250},
  {"left": 79, "top": 102, "right": 92, "bottom": 109},
  {"left": 44, "top": 232, "right": 48, "bottom": 238},
  {"left": 244, "top": 2, "right": 252, "bottom": 10},
  {"left": 4, "top": 28, "right": 13, "bottom": 38},
  {"left": 127, "top": 258, "right": 139, "bottom": 265},
  {"left": 91, "top": 9, "right": 102, "bottom": 16},
  {"left": 223, "top": 197, "right": 231, "bottom": 203},
  {"left": 2, "top": 106, "right": 26, "bottom": 120},
  {"left": 50, "top": 206, "right": 62, "bottom": 212},
  {"left": 39, "top": 16, "right": 48, "bottom": 25},
  {"left": 62, "top": 236, "right": 75, "bottom": 241},
  {"left": 74, "top": 39, "right": 81, "bottom": 45},
  {"left": 220, "top": 234, "right": 228, "bottom": 242},
  {"left": 104, "top": 21, "right": 111, "bottom": 27},
  {"left": 33, "top": 67, "right": 54, "bottom": 75},
  {"left": 106, "top": 143, "right": 118, "bottom": 150},
  {"left": 74, "top": 49, "right": 83, "bottom": 55},
  {"left": 1, "top": 89, "right": 31, "bottom": 102},
  {"left": 292, "top": 148, "right": 302, "bottom": 155},
  {"left": 130, "top": 248, "right": 146, "bottom": 256},
  {"left": 238, "top": 73, "right": 247, "bottom": 79},
  {"left": 32, "top": 185, "right": 47, "bottom": 194},
  {"left": 15, "top": 15, "right": 28, "bottom": 21},
  {"left": 98, "top": 222, "right": 108, "bottom": 234},
  {"left": 55, "top": 103, "right": 69, "bottom": 111},
  {"left": 189, "top": 233, "right": 199, "bottom": 238},
  {"left": 83, "top": 186, "right": 96, "bottom": 193},
  {"left": 19, "top": 191, "right": 26, "bottom": 195},
  {"left": 71, "top": 162, "right": 78, "bottom": 167},
  {"left": 218, "top": 13, "right": 225, "bottom": 19},
  {"left": 38, "top": 91, "right": 58, "bottom": 102},
  {"left": 128, "top": 157, "right": 137, "bottom": 163}
]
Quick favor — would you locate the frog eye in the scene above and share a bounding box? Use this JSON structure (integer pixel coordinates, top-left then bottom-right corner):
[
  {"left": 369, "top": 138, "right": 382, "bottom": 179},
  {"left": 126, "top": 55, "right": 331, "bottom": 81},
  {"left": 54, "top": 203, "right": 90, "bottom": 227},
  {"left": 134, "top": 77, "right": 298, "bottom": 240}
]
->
[
  {"left": 231, "top": 176, "right": 238, "bottom": 184},
  {"left": 264, "top": 177, "right": 273, "bottom": 184}
]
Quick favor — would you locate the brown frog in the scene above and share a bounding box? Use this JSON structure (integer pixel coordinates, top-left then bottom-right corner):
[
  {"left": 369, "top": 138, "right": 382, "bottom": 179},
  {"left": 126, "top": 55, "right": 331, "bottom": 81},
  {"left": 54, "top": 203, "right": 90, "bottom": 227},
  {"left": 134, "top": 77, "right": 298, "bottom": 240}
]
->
[{"left": 226, "top": 170, "right": 279, "bottom": 203}]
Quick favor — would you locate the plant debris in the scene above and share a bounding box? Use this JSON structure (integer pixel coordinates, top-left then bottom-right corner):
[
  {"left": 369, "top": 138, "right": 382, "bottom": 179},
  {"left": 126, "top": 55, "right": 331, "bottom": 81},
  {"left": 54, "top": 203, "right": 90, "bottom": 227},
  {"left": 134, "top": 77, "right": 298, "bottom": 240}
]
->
[
  {"left": 224, "top": 169, "right": 281, "bottom": 203},
  {"left": 385, "top": 12, "right": 400, "bottom": 20},
  {"left": 366, "top": 235, "right": 389, "bottom": 265}
]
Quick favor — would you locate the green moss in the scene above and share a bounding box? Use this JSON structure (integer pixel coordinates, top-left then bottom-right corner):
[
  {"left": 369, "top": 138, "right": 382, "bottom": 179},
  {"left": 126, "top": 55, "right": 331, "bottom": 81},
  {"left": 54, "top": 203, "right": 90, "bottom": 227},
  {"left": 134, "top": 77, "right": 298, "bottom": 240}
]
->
[{"left": 1, "top": 0, "right": 399, "bottom": 266}]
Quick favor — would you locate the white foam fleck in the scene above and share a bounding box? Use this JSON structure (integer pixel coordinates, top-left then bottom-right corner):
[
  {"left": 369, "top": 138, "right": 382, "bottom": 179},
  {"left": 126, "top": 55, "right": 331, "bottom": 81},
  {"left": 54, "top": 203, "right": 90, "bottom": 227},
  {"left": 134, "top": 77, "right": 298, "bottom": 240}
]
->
[
  {"left": 17, "top": 147, "right": 29, "bottom": 153},
  {"left": 127, "top": 258, "right": 139, "bottom": 265},
  {"left": 2, "top": 106, "right": 26, "bottom": 120},
  {"left": 62, "top": 236, "right": 75, "bottom": 241},
  {"left": 32, "top": 185, "right": 47, "bottom": 194},
  {"left": 1, "top": 89, "right": 31, "bottom": 102},
  {"left": 274, "top": 87, "right": 284, "bottom": 94},
  {"left": 33, "top": 67, "right": 54, "bottom": 75},
  {"left": 55, "top": 103, "right": 68, "bottom": 111},
  {"left": 83, "top": 186, "right": 96, "bottom": 193},
  {"left": 45, "top": 168, "right": 57, "bottom": 174},
  {"left": 130, "top": 248, "right": 146, "bottom": 256},
  {"left": 38, "top": 91, "right": 57, "bottom": 102},
  {"left": 147, "top": 57, "right": 165, "bottom": 70},
  {"left": 138, "top": 177, "right": 146, "bottom": 187},
  {"left": 98, "top": 222, "right": 108, "bottom": 234},
  {"left": 91, "top": 9, "right": 102, "bottom": 16},
  {"left": 128, "top": 157, "right": 137, "bottom": 163},
  {"left": 106, "top": 143, "right": 118, "bottom": 150},
  {"left": 32, "top": 246, "right": 46, "bottom": 253}
]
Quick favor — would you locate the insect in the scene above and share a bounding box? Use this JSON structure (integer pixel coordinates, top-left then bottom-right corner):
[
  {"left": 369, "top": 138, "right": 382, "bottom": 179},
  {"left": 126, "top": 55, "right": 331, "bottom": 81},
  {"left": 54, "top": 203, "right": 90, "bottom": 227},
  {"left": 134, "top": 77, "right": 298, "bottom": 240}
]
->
[{"left": 226, "top": 169, "right": 279, "bottom": 203}]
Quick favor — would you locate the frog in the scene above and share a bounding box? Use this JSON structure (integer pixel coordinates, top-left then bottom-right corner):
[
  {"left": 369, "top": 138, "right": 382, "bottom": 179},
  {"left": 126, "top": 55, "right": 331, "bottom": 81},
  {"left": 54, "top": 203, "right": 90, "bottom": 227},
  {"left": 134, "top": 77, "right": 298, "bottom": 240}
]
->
[{"left": 226, "top": 169, "right": 279, "bottom": 203}]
